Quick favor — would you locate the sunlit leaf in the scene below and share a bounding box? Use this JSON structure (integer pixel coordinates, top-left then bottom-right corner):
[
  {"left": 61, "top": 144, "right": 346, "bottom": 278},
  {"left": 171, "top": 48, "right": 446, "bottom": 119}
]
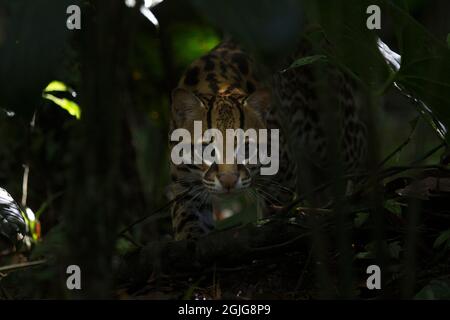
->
[
  {"left": 125, "top": 0, "right": 164, "bottom": 27},
  {"left": 191, "top": 0, "right": 304, "bottom": 67},
  {"left": 171, "top": 25, "right": 220, "bottom": 67},
  {"left": 44, "top": 81, "right": 69, "bottom": 92},
  {"left": 0, "top": 0, "right": 75, "bottom": 119},
  {"left": 42, "top": 93, "right": 81, "bottom": 119}
]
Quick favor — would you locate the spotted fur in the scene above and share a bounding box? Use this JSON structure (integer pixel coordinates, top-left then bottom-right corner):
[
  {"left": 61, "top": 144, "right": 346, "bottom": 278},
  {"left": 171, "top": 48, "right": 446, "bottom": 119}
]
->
[
  {"left": 168, "top": 39, "right": 367, "bottom": 240},
  {"left": 273, "top": 38, "right": 367, "bottom": 203}
]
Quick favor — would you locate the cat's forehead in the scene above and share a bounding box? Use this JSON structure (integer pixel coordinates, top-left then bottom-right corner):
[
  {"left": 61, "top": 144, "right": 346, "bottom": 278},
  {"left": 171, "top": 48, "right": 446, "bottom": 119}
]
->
[
  {"left": 207, "top": 97, "right": 239, "bottom": 130},
  {"left": 198, "top": 90, "right": 246, "bottom": 105},
  {"left": 213, "top": 94, "right": 245, "bottom": 107}
]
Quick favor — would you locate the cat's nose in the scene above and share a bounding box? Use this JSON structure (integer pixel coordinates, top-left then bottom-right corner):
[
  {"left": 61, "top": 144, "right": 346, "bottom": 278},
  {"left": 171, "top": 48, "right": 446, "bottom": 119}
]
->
[{"left": 218, "top": 173, "right": 239, "bottom": 191}]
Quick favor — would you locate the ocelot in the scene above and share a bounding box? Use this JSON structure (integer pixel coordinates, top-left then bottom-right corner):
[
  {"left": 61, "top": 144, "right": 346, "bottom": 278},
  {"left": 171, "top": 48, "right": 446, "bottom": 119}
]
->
[{"left": 168, "top": 39, "right": 367, "bottom": 240}]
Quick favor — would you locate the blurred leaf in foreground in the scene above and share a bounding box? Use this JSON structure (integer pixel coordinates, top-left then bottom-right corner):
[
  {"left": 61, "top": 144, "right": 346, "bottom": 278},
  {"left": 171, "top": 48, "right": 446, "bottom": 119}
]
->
[
  {"left": 191, "top": 0, "right": 304, "bottom": 68},
  {"left": 415, "top": 279, "right": 450, "bottom": 299}
]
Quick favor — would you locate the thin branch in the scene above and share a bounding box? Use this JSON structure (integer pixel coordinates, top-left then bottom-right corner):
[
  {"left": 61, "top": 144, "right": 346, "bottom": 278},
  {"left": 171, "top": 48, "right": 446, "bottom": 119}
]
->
[
  {"left": 376, "top": 118, "right": 418, "bottom": 170},
  {"left": 411, "top": 142, "right": 446, "bottom": 165},
  {"left": 21, "top": 164, "right": 29, "bottom": 208},
  {"left": 117, "top": 188, "right": 191, "bottom": 236},
  {"left": 21, "top": 111, "right": 37, "bottom": 208},
  {"left": 0, "top": 259, "right": 47, "bottom": 274}
]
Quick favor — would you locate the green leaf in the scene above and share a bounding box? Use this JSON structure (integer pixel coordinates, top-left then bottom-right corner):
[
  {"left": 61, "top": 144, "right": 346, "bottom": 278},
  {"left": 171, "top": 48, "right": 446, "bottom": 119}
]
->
[
  {"left": 115, "top": 238, "right": 138, "bottom": 256},
  {"left": 415, "top": 280, "right": 450, "bottom": 299},
  {"left": 384, "top": 199, "right": 402, "bottom": 217},
  {"left": 355, "top": 241, "right": 376, "bottom": 260},
  {"left": 0, "top": 0, "right": 74, "bottom": 119},
  {"left": 355, "top": 251, "right": 374, "bottom": 260},
  {"left": 42, "top": 81, "right": 80, "bottom": 119},
  {"left": 447, "top": 34, "right": 450, "bottom": 50},
  {"left": 433, "top": 229, "right": 450, "bottom": 248},
  {"left": 42, "top": 93, "right": 81, "bottom": 119},
  {"left": 171, "top": 25, "right": 220, "bottom": 68},
  {"left": 282, "top": 55, "right": 327, "bottom": 72},
  {"left": 354, "top": 212, "right": 370, "bottom": 228},
  {"left": 44, "top": 81, "right": 69, "bottom": 92},
  {"left": 306, "top": 0, "right": 450, "bottom": 142},
  {"left": 386, "top": 2, "right": 450, "bottom": 142}
]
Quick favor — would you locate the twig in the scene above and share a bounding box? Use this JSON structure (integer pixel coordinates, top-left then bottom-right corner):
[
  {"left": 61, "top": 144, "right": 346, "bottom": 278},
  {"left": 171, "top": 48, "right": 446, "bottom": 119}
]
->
[
  {"left": 0, "top": 259, "right": 47, "bottom": 273},
  {"left": 21, "top": 111, "right": 37, "bottom": 208},
  {"left": 117, "top": 188, "right": 191, "bottom": 236},
  {"left": 120, "top": 233, "right": 143, "bottom": 248},
  {"left": 376, "top": 118, "right": 418, "bottom": 170},
  {"left": 282, "top": 173, "right": 367, "bottom": 213},
  {"left": 294, "top": 207, "right": 333, "bottom": 215},
  {"left": 116, "top": 220, "right": 315, "bottom": 281},
  {"left": 353, "top": 145, "right": 447, "bottom": 196},
  {"left": 247, "top": 229, "right": 314, "bottom": 253},
  {"left": 0, "top": 282, "right": 12, "bottom": 299},
  {"left": 295, "top": 248, "right": 313, "bottom": 291},
  {"left": 21, "top": 165, "right": 30, "bottom": 208},
  {"left": 411, "top": 142, "right": 446, "bottom": 165},
  {"left": 379, "top": 164, "right": 449, "bottom": 180}
]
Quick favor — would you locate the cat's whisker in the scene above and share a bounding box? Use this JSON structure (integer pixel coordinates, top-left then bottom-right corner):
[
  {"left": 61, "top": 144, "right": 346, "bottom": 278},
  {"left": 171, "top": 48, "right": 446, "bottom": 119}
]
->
[
  {"left": 254, "top": 185, "right": 283, "bottom": 205},
  {"left": 255, "top": 178, "right": 295, "bottom": 194}
]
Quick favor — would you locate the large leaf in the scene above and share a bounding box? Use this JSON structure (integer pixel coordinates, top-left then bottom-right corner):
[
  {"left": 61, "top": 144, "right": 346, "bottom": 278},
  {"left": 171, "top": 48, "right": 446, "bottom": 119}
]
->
[
  {"left": 304, "top": 0, "right": 392, "bottom": 91},
  {"left": 304, "top": 0, "right": 450, "bottom": 142},
  {"left": 384, "top": 1, "right": 450, "bottom": 142}
]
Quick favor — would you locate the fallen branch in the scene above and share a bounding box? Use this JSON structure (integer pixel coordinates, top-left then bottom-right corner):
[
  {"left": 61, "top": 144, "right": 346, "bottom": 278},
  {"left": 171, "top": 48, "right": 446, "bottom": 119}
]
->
[{"left": 116, "top": 218, "right": 325, "bottom": 286}]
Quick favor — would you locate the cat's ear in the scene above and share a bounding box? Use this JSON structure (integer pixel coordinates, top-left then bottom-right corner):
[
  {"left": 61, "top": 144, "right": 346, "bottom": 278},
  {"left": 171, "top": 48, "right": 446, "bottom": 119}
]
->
[
  {"left": 244, "top": 88, "right": 272, "bottom": 120},
  {"left": 171, "top": 88, "right": 206, "bottom": 126}
]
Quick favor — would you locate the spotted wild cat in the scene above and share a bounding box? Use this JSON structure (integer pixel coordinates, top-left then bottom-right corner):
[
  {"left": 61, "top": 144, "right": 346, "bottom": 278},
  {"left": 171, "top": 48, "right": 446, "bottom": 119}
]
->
[{"left": 168, "top": 39, "right": 367, "bottom": 240}]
